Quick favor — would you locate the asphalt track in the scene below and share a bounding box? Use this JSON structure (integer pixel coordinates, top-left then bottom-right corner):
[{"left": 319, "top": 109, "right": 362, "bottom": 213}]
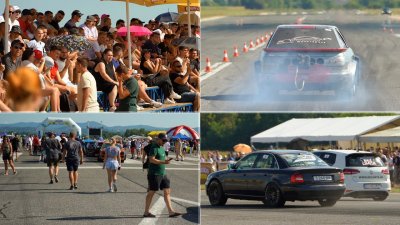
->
[
  {"left": 201, "top": 11, "right": 400, "bottom": 112},
  {"left": 201, "top": 190, "right": 400, "bottom": 225},
  {"left": 0, "top": 153, "right": 199, "bottom": 225}
]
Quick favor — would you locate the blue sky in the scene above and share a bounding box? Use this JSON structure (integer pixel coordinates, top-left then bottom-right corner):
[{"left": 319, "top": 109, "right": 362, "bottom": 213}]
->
[
  {"left": 1, "top": 0, "right": 178, "bottom": 26},
  {"left": 0, "top": 113, "right": 200, "bottom": 127}
]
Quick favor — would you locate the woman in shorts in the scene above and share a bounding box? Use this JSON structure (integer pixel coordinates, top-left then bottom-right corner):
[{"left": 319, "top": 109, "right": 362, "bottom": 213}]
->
[
  {"left": 103, "top": 138, "right": 121, "bottom": 192},
  {"left": 1, "top": 136, "right": 17, "bottom": 175}
]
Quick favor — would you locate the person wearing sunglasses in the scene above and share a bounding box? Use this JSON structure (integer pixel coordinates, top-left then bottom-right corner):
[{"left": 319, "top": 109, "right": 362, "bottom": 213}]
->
[
  {"left": 1, "top": 40, "right": 23, "bottom": 80},
  {"left": 0, "top": 5, "right": 21, "bottom": 30}
]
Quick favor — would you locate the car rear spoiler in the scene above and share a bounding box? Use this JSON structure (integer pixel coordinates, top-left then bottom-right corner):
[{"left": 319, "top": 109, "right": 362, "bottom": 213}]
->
[{"left": 265, "top": 48, "right": 347, "bottom": 53}]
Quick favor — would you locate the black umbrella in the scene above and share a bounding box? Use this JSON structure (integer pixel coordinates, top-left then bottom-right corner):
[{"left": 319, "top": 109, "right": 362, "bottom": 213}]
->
[{"left": 155, "top": 12, "right": 179, "bottom": 23}]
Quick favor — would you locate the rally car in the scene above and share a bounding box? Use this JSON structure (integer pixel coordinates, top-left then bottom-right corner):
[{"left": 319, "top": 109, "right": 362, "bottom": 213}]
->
[{"left": 254, "top": 25, "right": 361, "bottom": 98}]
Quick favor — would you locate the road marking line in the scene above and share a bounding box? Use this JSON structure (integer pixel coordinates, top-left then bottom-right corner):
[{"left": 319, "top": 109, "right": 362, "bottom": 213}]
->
[
  {"left": 8, "top": 166, "right": 198, "bottom": 171},
  {"left": 202, "top": 16, "right": 226, "bottom": 22},
  {"left": 201, "top": 62, "right": 232, "bottom": 81},
  {"left": 138, "top": 197, "right": 164, "bottom": 225},
  {"left": 171, "top": 197, "right": 200, "bottom": 206}
]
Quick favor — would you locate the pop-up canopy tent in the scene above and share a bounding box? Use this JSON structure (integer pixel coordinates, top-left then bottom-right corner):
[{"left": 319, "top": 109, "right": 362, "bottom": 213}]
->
[
  {"left": 40, "top": 117, "right": 82, "bottom": 137},
  {"left": 251, "top": 116, "right": 400, "bottom": 145},
  {"left": 167, "top": 125, "right": 199, "bottom": 140}
]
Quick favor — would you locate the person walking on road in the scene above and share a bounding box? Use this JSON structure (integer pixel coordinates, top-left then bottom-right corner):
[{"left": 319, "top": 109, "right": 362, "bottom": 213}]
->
[
  {"left": 62, "top": 131, "right": 83, "bottom": 190},
  {"left": 143, "top": 133, "right": 182, "bottom": 218},
  {"left": 43, "top": 132, "right": 62, "bottom": 184},
  {"left": 1, "top": 136, "right": 17, "bottom": 175},
  {"left": 103, "top": 137, "right": 121, "bottom": 192},
  {"left": 393, "top": 150, "right": 400, "bottom": 185},
  {"left": 11, "top": 134, "right": 20, "bottom": 161}
]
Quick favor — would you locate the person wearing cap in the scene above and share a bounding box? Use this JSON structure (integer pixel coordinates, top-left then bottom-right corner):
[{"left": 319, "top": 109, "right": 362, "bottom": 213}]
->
[
  {"left": 170, "top": 57, "right": 200, "bottom": 111},
  {"left": 62, "top": 131, "right": 83, "bottom": 190},
  {"left": 64, "top": 10, "right": 83, "bottom": 31},
  {"left": 1, "top": 39, "right": 23, "bottom": 80},
  {"left": 1, "top": 25, "right": 22, "bottom": 53},
  {"left": 81, "top": 15, "right": 101, "bottom": 60},
  {"left": 147, "top": 19, "right": 158, "bottom": 31},
  {"left": 17, "top": 9, "right": 35, "bottom": 39},
  {"left": 114, "top": 64, "right": 139, "bottom": 112},
  {"left": 49, "top": 10, "right": 64, "bottom": 31},
  {"left": 43, "top": 132, "right": 62, "bottom": 184},
  {"left": 143, "top": 133, "right": 182, "bottom": 218},
  {"left": 99, "top": 14, "right": 111, "bottom": 32},
  {"left": 21, "top": 48, "right": 45, "bottom": 74},
  {"left": 0, "top": 5, "right": 20, "bottom": 29}
]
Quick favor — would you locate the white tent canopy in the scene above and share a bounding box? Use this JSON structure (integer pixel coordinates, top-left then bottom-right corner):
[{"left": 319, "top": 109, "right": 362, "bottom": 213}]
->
[
  {"left": 40, "top": 117, "right": 82, "bottom": 136},
  {"left": 359, "top": 126, "right": 400, "bottom": 143},
  {"left": 251, "top": 116, "right": 400, "bottom": 144}
]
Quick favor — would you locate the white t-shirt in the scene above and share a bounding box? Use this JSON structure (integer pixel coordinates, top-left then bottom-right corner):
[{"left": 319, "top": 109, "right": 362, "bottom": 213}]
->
[
  {"left": 163, "top": 142, "right": 170, "bottom": 152},
  {"left": 0, "top": 17, "right": 20, "bottom": 30},
  {"left": 77, "top": 71, "right": 99, "bottom": 112},
  {"left": 56, "top": 59, "right": 77, "bottom": 89}
]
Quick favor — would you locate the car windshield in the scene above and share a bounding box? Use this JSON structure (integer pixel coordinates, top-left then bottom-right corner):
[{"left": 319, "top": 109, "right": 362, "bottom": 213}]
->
[
  {"left": 269, "top": 27, "right": 341, "bottom": 49},
  {"left": 280, "top": 152, "right": 329, "bottom": 167},
  {"left": 346, "top": 153, "right": 385, "bottom": 167}
]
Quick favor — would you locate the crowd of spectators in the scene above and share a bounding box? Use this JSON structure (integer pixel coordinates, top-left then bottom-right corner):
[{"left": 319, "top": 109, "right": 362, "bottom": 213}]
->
[{"left": 0, "top": 5, "right": 200, "bottom": 112}]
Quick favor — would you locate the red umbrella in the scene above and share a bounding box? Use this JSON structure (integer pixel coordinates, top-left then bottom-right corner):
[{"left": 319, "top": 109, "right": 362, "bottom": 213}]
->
[{"left": 117, "top": 26, "right": 152, "bottom": 37}]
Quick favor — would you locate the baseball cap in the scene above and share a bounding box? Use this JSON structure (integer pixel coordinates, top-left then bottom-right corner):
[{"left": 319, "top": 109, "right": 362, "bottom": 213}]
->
[
  {"left": 153, "top": 29, "right": 162, "bottom": 35},
  {"left": 72, "top": 10, "right": 83, "bottom": 17},
  {"left": 44, "top": 56, "right": 54, "bottom": 69},
  {"left": 12, "top": 6, "right": 21, "bottom": 12},
  {"left": 10, "top": 25, "right": 22, "bottom": 35},
  {"left": 158, "top": 133, "right": 168, "bottom": 142},
  {"left": 101, "top": 14, "right": 110, "bottom": 19},
  {"left": 33, "top": 49, "right": 43, "bottom": 60},
  {"left": 148, "top": 19, "right": 156, "bottom": 24},
  {"left": 86, "top": 15, "right": 95, "bottom": 22}
]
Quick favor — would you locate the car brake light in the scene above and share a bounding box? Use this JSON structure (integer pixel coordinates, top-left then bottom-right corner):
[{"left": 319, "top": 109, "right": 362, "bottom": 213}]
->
[
  {"left": 343, "top": 168, "right": 360, "bottom": 175},
  {"left": 381, "top": 169, "right": 390, "bottom": 175},
  {"left": 339, "top": 172, "right": 345, "bottom": 183},
  {"left": 290, "top": 173, "right": 304, "bottom": 184}
]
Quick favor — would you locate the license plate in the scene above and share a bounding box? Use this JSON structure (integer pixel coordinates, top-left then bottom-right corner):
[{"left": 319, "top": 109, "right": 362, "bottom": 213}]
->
[
  {"left": 313, "top": 176, "right": 332, "bottom": 181},
  {"left": 364, "top": 184, "right": 382, "bottom": 189}
]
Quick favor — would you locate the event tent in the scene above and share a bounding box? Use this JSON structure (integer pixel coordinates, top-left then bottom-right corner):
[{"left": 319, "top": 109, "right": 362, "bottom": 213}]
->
[
  {"left": 359, "top": 126, "right": 400, "bottom": 143},
  {"left": 251, "top": 116, "right": 400, "bottom": 144}
]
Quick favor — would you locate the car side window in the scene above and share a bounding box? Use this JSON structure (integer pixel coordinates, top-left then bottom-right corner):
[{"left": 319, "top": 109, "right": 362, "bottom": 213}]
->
[
  {"left": 236, "top": 154, "right": 258, "bottom": 170},
  {"left": 316, "top": 153, "right": 336, "bottom": 166},
  {"left": 254, "top": 154, "right": 278, "bottom": 169},
  {"left": 335, "top": 29, "right": 348, "bottom": 48}
]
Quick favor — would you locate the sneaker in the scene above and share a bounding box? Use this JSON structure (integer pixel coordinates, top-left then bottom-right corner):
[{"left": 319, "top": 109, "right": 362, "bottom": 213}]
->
[
  {"left": 109, "top": 106, "right": 117, "bottom": 112},
  {"left": 113, "top": 183, "right": 117, "bottom": 192},
  {"left": 170, "top": 91, "right": 181, "bottom": 100},
  {"left": 49, "top": 180, "right": 54, "bottom": 184},
  {"left": 164, "top": 98, "right": 175, "bottom": 104},
  {"left": 74, "top": 184, "right": 78, "bottom": 190},
  {"left": 69, "top": 186, "right": 74, "bottom": 190},
  {"left": 54, "top": 176, "right": 59, "bottom": 183},
  {"left": 137, "top": 105, "right": 144, "bottom": 111},
  {"left": 107, "top": 188, "right": 114, "bottom": 193},
  {"left": 150, "top": 100, "right": 162, "bottom": 108}
]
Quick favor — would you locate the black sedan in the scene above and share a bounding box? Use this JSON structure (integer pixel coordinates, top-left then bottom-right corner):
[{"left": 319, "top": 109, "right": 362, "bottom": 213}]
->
[{"left": 205, "top": 150, "right": 345, "bottom": 207}]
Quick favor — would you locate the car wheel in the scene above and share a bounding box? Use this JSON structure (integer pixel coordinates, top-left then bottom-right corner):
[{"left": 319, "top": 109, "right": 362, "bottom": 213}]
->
[
  {"left": 262, "top": 183, "right": 285, "bottom": 207},
  {"left": 318, "top": 198, "right": 338, "bottom": 207},
  {"left": 373, "top": 196, "right": 387, "bottom": 201},
  {"left": 207, "top": 180, "right": 227, "bottom": 206}
]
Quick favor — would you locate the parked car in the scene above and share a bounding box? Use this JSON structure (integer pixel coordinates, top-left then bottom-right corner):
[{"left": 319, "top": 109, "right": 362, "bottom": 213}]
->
[
  {"left": 98, "top": 142, "right": 127, "bottom": 163},
  {"left": 205, "top": 150, "right": 345, "bottom": 207},
  {"left": 313, "top": 150, "right": 390, "bottom": 201},
  {"left": 254, "top": 24, "right": 360, "bottom": 98}
]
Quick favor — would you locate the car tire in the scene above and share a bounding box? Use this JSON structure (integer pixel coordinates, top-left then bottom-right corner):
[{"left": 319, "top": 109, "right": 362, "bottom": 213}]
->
[
  {"left": 262, "top": 183, "right": 285, "bottom": 207},
  {"left": 207, "top": 180, "right": 227, "bottom": 206},
  {"left": 318, "top": 198, "right": 338, "bottom": 207},
  {"left": 372, "top": 196, "right": 388, "bottom": 201}
]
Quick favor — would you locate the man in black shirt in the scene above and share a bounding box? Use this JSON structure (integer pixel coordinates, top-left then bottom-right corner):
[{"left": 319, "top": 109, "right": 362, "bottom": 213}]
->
[
  {"left": 43, "top": 132, "right": 62, "bottom": 184},
  {"left": 142, "top": 31, "right": 161, "bottom": 59},
  {"left": 169, "top": 58, "right": 200, "bottom": 111},
  {"left": 49, "top": 10, "right": 65, "bottom": 31},
  {"left": 64, "top": 10, "right": 83, "bottom": 32},
  {"left": 62, "top": 131, "right": 83, "bottom": 190}
]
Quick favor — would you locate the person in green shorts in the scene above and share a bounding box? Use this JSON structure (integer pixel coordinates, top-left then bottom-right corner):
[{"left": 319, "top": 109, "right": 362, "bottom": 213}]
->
[
  {"left": 115, "top": 64, "right": 138, "bottom": 112},
  {"left": 143, "top": 133, "right": 182, "bottom": 218}
]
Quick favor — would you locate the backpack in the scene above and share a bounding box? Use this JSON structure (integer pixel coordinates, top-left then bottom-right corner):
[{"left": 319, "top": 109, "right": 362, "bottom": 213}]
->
[{"left": 142, "top": 143, "right": 153, "bottom": 169}]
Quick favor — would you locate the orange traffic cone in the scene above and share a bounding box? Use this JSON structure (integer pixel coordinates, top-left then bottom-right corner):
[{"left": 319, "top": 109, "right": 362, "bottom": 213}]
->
[
  {"left": 265, "top": 33, "right": 269, "bottom": 40},
  {"left": 260, "top": 36, "right": 264, "bottom": 43},
  {"left": 256, "top": 38, "right": 260, "bottom": 46},
  {"left": 249, "top": 40, "right": 254, "bottom": 48},
  {"left": 243, "top": 42, "right": 249, "bottom": 53},
  {"left": 205, "top": 57, "right": 212, "bottom": 73},
  {"left": 222, "top": 50, "right": 230, "bottom": 62},
  {"left": 233, "top": 46, "right": 239, "bottom": 57}
]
